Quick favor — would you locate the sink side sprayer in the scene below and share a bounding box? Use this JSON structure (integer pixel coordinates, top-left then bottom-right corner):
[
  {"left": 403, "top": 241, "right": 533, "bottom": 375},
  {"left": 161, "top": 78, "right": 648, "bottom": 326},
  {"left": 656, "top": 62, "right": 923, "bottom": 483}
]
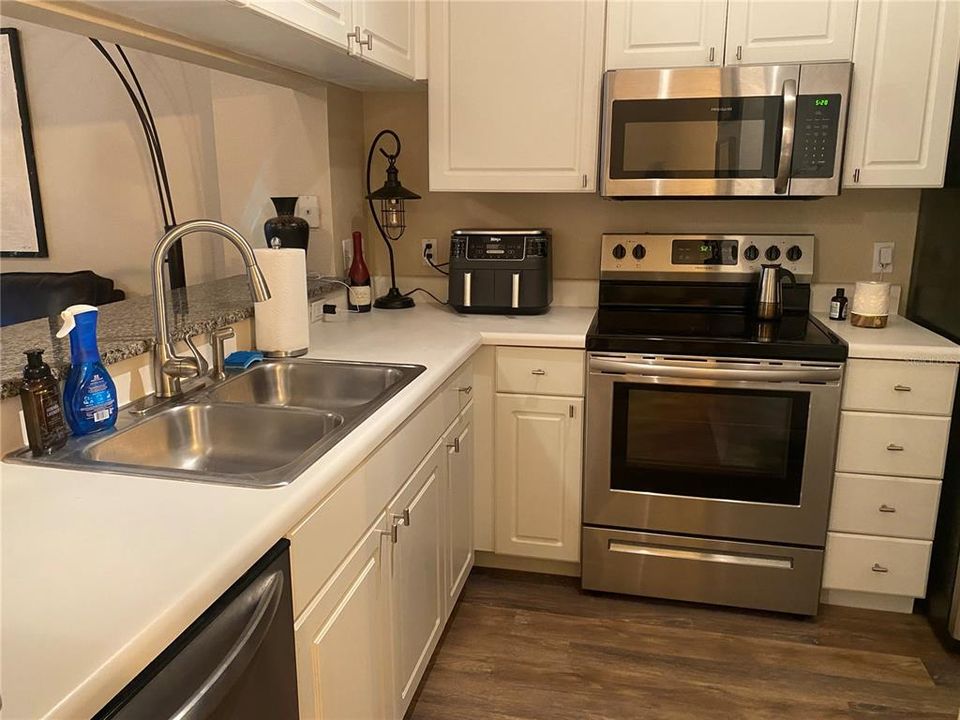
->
[{"left": 151, "top": 220, "right": 271, "bottom": 398}]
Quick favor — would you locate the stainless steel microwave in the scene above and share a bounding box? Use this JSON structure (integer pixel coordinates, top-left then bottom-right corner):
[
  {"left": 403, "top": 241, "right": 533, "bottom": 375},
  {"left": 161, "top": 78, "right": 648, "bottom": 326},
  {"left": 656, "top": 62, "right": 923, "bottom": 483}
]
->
[{"left": 600, "top": 62, "right": 852, "bottom": 198}]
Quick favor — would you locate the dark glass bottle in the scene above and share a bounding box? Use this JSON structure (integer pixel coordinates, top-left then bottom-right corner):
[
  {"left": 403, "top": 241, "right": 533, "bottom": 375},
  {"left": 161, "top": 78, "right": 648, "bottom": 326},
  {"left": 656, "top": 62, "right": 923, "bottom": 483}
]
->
[
  {"left": 829, "top": 288, "right": 848, "bottom": 320},
  {"left": 348, "top": 231, "right": 372, "bottom": 312},
  {"left": 19, "top": 348, "right": 68, "bottom": 456}
]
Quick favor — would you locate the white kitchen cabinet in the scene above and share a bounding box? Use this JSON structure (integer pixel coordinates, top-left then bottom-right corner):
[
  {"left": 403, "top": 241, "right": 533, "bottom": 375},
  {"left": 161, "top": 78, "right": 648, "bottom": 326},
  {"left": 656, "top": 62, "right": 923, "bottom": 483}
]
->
[
  {"left": 444, "top": 405, "right": 475, "bottom": 616},
  {"left": 724, "top": 0, "right": 857, "bottom": 65},
  {"left": 247, "top": 0, "right": 352, "bottom": 49},
  {"left": 389, "top": 441, "right": 446, "bottom": 718},
  {"left": 428, "top": 0, "right": 605, "bottom": 191},
  {"left": 495, "top": 394, "right": 584, "bottom": 562},
  {"left": 605, "top": 0, "right": 727, "bottom": 69},
  {"left": 294, "top": 514, "right": 394, "bottom": 720},
  {"left": 353, "top": 0, "right": 417, "bottom": 77},
  {"left": 605, "top": 0, "right": 855, "bottom": 70},
  {"left": 843, "top": 0, "right": 960, "bottom": 188}
]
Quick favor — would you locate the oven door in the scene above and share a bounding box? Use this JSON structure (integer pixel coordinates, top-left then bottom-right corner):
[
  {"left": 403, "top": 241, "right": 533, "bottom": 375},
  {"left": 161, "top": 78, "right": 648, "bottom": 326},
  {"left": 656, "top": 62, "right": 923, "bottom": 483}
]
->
[
  {"left": 584, "top": 354, "right": 843, "bottom": 547},
  {"left": 601, "top": 64, "right": 799, "bottom": 198}
]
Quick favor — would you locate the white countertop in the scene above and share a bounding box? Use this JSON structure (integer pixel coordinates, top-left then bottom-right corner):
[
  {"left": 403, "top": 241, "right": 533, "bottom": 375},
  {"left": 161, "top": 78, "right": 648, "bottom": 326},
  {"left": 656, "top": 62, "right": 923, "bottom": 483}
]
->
[
  {"left": 0, "top": 304, "right": 595, "bottom": 720},
  {"left": 814, "top": 312, "right": 960, "bottom": 362}
]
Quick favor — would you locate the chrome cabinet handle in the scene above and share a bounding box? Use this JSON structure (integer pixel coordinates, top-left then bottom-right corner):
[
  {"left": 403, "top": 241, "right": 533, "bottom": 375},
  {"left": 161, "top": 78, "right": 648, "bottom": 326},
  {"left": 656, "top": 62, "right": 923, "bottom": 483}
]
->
[
  {"left": 708, "top": 46, "right": 715, "bottom": 63},
  {"left": 853, "top": 168, "right": 861, "bottom": 183},
  {"left": 457, "top": 385, "right": 473, "bottom": 395},
  {"left": 871, "top": 563, "right": 889, "bottom": 573},
  {"left": 886, "top": 444, "right": 905, "bottom": 452},
  {"left": 347, "top": 26, "right": 372, "bottom": 50},
  {"left": 774, "top": 78, "right": 797, "bottom": 195},
  {"left": 531, "top": 369, "right": 547, "bottom": 376},
  {"left": 447, "top": 437, "right": 461, "bottom": 453},
  {"left": 736, "top": 44, "right": 743, "bottom": 61},
  {"left": 894, "top": 385, "right": 912, "bottom": 392},
  {"left": 382, "top": 510, "right": 411, "bottom": 544},
  {"left": 569, "top": 404, "right": 575, "bottom": 418},
  {"left": 879, "top": 504, "right": 897, "bottom": 513}
]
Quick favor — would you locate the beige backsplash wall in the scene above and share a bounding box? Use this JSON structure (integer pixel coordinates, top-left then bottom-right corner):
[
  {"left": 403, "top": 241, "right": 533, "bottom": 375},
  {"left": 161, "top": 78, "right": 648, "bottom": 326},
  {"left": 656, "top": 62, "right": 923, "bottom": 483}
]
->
[
  {"left": 362, "top": 92, "right": 920, "bottom": 301},
  {"left": 0, "top": 19, "right": 360, "bottom": 294}
]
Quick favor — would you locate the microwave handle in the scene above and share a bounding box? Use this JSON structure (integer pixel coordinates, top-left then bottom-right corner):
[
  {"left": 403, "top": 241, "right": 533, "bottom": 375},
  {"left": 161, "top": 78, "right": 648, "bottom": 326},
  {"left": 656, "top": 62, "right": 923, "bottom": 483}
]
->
[{"left": 774, "top": 78, "right": 797, "bottom": 195}]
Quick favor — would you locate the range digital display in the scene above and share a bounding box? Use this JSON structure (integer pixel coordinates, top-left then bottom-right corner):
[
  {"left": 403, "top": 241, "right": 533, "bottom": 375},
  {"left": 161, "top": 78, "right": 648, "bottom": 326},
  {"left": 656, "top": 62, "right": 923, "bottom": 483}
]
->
[{"left": 671, "top": 239, "right": 738, "bottom": 265}]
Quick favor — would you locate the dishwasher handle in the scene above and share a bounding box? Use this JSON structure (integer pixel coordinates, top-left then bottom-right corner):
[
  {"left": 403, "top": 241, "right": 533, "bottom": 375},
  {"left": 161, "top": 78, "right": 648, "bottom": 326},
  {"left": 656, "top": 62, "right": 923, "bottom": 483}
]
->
[
  {"left": 172, "top": 569, "right": 284, "bottom": 720},
  {"left": 590, "top": 357, "right": 842, "bottom": 384}
]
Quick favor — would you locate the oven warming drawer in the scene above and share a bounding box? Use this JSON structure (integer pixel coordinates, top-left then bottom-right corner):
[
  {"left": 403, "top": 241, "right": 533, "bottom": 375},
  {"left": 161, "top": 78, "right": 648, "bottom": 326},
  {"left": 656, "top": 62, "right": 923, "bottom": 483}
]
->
[{"left": 582, "top": 526, "right": 824, "bottom": 615}]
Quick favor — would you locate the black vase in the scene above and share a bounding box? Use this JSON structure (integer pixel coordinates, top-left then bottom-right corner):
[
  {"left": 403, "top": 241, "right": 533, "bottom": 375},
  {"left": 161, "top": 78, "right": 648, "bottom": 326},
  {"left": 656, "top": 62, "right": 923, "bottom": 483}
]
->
[{"left": 264, "top": 196, "right": 309, "bottom": 250}]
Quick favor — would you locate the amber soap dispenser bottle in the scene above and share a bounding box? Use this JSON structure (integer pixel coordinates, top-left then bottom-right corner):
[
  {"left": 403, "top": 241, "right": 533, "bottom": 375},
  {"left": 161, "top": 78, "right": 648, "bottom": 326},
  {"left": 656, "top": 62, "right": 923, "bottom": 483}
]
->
[{"left": 20, "top": 348, "right": 68, "bottom": 456}]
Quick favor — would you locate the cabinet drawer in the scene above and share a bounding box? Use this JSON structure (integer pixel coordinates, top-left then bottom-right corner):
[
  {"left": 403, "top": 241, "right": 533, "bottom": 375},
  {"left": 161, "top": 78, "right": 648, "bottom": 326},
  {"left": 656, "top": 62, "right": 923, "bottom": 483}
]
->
[
  {"left": 823, "top": 532, "right": 932, "bottom": 597},
  {"left": 441, "top": 358, "right": 475, "bottom": 422},
  {"left": 842, "top": 359, "right": 957, "bottom": 415},
  {"left": 836, "top": 412, "right": 950, "bottom": 479},
  {"left": 496, "top": 347, "right": 584, "bottom": 396},
  {"left": 829, "top": 473, "right": 941, "bottom": 540}
]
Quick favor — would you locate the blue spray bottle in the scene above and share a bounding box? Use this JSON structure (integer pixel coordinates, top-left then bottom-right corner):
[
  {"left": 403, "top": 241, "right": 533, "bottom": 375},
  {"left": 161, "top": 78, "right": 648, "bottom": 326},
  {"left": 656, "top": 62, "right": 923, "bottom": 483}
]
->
[{"left": 56, "top": 304, "right": 118, "bottom": 435}]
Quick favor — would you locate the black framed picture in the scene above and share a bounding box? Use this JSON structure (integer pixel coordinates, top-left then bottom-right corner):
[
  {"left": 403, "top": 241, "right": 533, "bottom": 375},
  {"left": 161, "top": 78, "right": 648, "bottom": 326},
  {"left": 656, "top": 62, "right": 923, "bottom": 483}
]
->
[{"left": 1, "top": 27, "right": 48, "bottom": 258}]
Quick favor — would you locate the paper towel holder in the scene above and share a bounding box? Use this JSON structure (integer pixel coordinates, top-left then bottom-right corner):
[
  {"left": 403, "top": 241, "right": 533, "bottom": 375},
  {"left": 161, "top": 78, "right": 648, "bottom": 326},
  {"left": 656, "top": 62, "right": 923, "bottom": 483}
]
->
[{"left": 366, "top": 129, "right": 421, "bottom": 310}]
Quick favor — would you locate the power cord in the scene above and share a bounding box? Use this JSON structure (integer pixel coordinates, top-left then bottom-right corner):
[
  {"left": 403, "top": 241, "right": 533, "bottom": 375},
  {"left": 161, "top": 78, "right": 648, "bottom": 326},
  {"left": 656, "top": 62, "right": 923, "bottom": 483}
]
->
[{"left": 403, "top": 287, "right": 448, "bottom": 305}]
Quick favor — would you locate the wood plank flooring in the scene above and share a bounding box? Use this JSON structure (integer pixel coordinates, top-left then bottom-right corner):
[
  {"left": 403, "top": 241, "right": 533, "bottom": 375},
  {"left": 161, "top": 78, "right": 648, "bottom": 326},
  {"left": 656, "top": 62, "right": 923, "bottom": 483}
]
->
[{"left": 409, "top": 568, "right": 960, "bottom": 720}]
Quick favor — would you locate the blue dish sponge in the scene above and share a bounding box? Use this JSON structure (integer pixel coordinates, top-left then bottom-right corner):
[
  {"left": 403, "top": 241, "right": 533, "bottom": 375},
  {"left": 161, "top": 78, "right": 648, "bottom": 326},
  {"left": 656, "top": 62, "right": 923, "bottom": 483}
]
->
[{"left": 224, "top": 350, "right": 264, "bottom": 370}]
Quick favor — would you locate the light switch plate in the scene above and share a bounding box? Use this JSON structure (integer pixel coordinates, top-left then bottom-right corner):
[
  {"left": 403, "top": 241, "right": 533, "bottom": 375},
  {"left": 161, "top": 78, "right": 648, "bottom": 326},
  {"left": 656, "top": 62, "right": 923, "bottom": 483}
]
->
[
  {"left": 872, "top": 242, "right": 895, "bottom": 274},
  {"left": 298, "top": 195, "right": 320, "bottom": 228}
]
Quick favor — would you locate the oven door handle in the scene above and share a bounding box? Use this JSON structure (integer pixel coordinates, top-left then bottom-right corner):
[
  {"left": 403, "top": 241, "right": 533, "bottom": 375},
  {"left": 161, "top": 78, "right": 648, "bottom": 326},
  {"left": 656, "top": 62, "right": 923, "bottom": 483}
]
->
[
  {"left": 590, "top": 358, "right": 841, "bottom": 383},
  {"left": 774, "top": 78, "right": 798, "bottom": 195}
]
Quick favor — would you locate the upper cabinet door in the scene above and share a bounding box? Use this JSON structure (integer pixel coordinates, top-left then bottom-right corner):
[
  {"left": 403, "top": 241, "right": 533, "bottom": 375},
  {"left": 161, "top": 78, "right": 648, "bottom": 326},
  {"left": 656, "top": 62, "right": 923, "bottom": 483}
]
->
[
  {"left": 355, "top": 0, "right": 417, "bottom": 78},
  {"left": 605, "top": 0, "right": 728, "bottom": 69},
  {"left": 428, "top": 0, "right": 605, "bottom": 192},
  {"left": 843, "top": 0, "right": 960, "bottom": 188},
  {"left": 725, "top": 0, "right": 857, "bottom": 64},
  {"left": 247, "top": 0, "right": 353, "bottom": 49}
]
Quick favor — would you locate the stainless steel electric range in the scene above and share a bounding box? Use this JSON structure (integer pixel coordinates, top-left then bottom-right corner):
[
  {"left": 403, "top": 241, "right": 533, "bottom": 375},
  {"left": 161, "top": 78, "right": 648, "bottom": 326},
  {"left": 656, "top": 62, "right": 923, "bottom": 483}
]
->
[{"left": 582, "top": 234, "right": 847, "bottom": 616}]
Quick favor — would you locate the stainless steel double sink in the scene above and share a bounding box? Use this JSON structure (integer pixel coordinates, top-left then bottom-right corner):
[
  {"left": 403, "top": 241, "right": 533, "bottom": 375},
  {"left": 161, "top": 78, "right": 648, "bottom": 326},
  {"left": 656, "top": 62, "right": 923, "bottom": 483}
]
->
[{"left": 8, "top": 359, "right": 425, "bottom": 488}]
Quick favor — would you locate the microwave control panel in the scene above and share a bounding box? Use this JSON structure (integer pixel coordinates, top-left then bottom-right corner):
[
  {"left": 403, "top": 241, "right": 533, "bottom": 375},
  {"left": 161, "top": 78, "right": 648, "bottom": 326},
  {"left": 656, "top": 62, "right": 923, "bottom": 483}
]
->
[{"left": 791, "top": 94, "right": 841, "bottom": 179}]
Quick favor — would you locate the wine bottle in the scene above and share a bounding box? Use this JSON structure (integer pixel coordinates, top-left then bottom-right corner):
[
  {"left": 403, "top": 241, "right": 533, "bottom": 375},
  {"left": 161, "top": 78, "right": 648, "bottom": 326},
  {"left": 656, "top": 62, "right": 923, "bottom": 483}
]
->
[{"left": 348, "top": 230, "right": 372, "bottom": 312}]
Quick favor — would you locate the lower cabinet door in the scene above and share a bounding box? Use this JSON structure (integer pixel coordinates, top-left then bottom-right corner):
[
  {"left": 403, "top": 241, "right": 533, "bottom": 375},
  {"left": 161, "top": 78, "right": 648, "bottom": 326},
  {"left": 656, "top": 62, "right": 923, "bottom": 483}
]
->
[
  {"left": 294, "top": 514, "right": 394, "bottom": 720},
  {"left": 389, "top": 442, "right": 446, "bottom": 717},
  {"left": 495, "top": 394, "right": 584, "bottom": 561},
  {"left": 445, "top": 404, "right": 475, "bottom": 616}
]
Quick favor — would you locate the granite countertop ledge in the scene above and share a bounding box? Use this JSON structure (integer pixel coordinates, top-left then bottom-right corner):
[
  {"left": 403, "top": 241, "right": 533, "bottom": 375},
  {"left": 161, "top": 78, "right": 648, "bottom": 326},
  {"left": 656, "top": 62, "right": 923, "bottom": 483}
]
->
[{"left": 0, "top": 275, "right": 334, "bottom": 399}]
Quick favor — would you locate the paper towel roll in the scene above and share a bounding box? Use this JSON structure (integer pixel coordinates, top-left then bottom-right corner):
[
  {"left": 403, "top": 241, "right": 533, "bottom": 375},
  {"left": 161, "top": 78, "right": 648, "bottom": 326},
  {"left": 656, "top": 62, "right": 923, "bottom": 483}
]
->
[{"left": 253, "top": 248, "right": 309, "bottom": 356}]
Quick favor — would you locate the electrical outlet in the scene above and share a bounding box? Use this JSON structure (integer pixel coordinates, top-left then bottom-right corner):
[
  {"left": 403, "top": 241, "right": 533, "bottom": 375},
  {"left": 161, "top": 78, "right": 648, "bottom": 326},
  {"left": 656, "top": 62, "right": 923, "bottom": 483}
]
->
[
  {"left": 298, "top": 196, "right": 320, "bottom": 228},
  {"left": 872, "top": 242, "right": 895, "bottom": 274},
  {"left": 342, "top": 238, "right": 353, "bottom": 273},
  {"left": 421, "top": 239, "right": 436, "bottom": 267}
]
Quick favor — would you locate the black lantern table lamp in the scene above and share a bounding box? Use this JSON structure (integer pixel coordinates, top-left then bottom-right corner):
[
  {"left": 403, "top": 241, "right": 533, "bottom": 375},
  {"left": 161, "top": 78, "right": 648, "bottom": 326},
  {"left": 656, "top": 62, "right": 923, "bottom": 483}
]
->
[{"left": 366, "top": 129, "right": 421, "bottom": 309}]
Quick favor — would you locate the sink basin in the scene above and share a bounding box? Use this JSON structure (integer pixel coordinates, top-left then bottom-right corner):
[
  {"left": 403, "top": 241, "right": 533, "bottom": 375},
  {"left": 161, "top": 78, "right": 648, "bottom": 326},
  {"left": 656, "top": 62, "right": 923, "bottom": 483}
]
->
[
  {"left": 206, "top": 359, "right": 418, "bottom": 411},
  {"left": 84, "top": 404, "right": 343, "bottom": 478},
  {"left": 6, "top": 358, "right": 426, "bottom": 488}
]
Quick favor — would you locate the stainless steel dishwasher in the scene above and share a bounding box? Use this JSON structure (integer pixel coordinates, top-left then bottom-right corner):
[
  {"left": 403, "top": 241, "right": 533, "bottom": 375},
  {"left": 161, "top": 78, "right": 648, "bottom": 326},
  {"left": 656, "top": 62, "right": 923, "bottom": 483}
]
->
[{"left": 94, "top": 540, "right": 299, "bottom": 720}]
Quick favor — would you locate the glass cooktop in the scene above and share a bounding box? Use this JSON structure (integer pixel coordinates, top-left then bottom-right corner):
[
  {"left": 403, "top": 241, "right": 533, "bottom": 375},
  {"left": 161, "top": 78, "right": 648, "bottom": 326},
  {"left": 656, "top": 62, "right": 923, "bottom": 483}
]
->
[{"left": 587, "top": 309, "right": 847, "bottom": 362}]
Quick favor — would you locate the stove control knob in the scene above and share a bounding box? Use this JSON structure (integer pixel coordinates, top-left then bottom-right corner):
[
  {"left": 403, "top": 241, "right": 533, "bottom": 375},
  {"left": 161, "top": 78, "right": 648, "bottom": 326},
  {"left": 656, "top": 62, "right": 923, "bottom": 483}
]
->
[
  {"left": 786, "top": 245, "right": 803, "bottom": 262},
  {"left": 632, "top": 244, "right": 646, "bottom": 260},
  {"left": 765, "top": 245, "right": 782, "bottom": 261},
  {"left": 612, "top": 243, "right": 627, "bottom": 260},
  {"left": 743, "top": 245, "right": 760, "bottom": 261}
]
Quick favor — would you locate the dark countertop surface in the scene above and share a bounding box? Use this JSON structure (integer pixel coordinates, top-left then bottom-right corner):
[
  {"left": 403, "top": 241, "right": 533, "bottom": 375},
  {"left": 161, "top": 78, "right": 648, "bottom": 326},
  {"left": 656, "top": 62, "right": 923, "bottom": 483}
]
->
[{"left": 1, "top": 275, "right": 333, "bottom": 399}]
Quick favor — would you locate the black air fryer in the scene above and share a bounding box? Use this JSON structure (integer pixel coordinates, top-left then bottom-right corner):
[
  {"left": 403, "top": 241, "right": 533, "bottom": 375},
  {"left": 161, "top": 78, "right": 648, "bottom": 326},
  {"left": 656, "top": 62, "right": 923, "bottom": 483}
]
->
[{"left": 447, "top": 229, "right": 552, "bottom": 315}]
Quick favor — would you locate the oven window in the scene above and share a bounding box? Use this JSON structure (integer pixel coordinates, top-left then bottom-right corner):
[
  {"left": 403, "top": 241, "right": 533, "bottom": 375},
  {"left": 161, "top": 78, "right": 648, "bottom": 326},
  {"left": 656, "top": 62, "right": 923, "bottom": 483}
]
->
[
  {"left": 610, "top": 384, "right": 809, "bottom": 504},
  {"left": 609, "top": 97, "right": 782, "bottom": 179}
]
